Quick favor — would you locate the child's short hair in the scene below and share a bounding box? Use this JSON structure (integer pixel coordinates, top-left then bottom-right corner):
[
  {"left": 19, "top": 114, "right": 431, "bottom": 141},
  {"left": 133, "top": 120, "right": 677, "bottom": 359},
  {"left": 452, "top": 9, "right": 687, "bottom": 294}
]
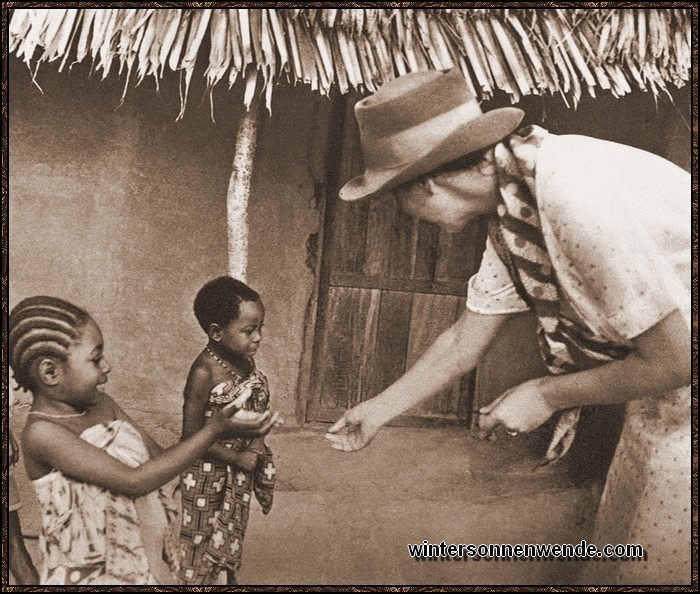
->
[
  {"left": 193, "top": 276, "right": 260, "bottom": 333},
  {"left": 9, "top": 296, "right": 91, "bottom": 391}
]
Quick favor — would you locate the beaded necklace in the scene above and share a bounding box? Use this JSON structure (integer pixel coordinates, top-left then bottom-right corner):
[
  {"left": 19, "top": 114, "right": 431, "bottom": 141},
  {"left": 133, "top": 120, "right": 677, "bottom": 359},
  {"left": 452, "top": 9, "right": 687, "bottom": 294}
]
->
[
  {"left": 28, "top": 409, "right": 87, "bottom": 419},
  {"left": 205, "top": 345, "right": 248, "bottom": 379}
]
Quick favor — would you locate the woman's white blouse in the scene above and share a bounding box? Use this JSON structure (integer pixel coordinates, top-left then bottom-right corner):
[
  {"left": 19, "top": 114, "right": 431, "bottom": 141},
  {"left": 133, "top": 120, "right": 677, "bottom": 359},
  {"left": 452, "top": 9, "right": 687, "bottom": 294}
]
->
[{"left": 467, "top": 132, "right": 691, "bottom": 343}]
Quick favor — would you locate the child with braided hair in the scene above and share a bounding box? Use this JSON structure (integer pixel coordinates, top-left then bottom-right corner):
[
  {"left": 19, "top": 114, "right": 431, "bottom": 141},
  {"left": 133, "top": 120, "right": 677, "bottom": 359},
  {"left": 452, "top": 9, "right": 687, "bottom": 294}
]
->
[{"left": 9, "top": 295, "right": 281, "bottom": 585}]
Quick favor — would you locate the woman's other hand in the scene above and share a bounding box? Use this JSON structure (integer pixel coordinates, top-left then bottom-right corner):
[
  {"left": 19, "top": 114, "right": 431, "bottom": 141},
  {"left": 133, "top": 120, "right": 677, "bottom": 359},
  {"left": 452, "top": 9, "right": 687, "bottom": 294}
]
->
[{"left": 478, "top": 377, "right": 557, "bottom": 436}]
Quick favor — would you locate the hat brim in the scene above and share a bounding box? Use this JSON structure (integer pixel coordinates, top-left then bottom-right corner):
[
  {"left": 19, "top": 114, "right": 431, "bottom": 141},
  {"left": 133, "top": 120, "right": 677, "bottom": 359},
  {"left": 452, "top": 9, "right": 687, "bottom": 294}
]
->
[{"left": 339, "top": 107, "right": 524, "bottom": 202}]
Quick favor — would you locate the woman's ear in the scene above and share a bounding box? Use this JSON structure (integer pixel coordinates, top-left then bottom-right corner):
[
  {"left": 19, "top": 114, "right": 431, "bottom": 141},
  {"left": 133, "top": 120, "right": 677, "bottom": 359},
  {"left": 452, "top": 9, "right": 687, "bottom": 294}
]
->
[
  {"left": 208, "top": 323, "right": 222, "bottom": 342},
  {"left": 36, "top": 358, "right": 63, "bottom": 387},
  {"left": 421, "top": 176, "right": 436, "bottom": 194}
]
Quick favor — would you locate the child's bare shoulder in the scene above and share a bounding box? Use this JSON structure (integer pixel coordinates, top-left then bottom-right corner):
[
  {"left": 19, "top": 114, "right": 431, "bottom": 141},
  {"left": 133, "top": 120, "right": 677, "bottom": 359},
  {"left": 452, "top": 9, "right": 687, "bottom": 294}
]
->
[
  {"left": 21, "top": 416, "right": 49, "bottom": 446},
  {"left": 189, "top": 350, "right": 215, "bottom": 374},
  {"left": 185, "top": 351, "right": 217, "bottom": 394},
  {"left": 21, "top": 417, "right": 76, "bottom": 473}
]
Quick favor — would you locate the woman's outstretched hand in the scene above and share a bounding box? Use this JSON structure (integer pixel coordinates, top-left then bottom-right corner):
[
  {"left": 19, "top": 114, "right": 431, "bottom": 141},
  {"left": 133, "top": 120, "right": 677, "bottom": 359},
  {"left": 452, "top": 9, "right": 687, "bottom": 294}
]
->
[{"left": 325, "top": 402, "right": 384, "bottom": 452}]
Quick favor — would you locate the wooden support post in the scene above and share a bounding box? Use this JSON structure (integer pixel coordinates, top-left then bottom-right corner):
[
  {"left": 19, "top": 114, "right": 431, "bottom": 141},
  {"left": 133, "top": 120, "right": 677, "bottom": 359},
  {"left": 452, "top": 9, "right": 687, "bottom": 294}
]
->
[{"left": 226, "top": 98, "right": 261, "bottom": 281}]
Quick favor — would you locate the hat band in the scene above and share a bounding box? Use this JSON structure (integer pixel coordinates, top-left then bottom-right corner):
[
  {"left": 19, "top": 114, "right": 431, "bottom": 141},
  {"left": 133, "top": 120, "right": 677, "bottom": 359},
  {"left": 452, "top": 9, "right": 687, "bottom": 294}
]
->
[{"left": 362, "top": 101, "right": 484, "bottom": 170}]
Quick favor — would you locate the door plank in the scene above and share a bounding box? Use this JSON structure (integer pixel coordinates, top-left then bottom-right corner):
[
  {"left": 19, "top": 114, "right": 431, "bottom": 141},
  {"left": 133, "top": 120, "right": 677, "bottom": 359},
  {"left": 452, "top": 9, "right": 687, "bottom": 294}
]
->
[
  {"left": 412, "top": 220, "right": 440, "bottom": 282},
  {"left": 405, "top": 293, "right": 465, "bottom": 418},
  {"left": 365, "top": 290, "right": 414, "bottom": 398},
  {"left": 327, "top": 98, "right": 368, "bottom": 275},
  {"left": 443, "top": 218, "right": 488, "bottom": 281},
  {"left": 363, "top": 194, "right": 415, "bottom": 279},
  {"left": 330, "top": 199, "right": 369, "bottom": 275},
  {"left": 310, "top": 286, "right": 380, "bottom": 411},
  {"left": 329, "top": 273, "right": 468, "bottom": 296},
  {"left": 434, "top": 221, "right": 485, "bottom": 283}
]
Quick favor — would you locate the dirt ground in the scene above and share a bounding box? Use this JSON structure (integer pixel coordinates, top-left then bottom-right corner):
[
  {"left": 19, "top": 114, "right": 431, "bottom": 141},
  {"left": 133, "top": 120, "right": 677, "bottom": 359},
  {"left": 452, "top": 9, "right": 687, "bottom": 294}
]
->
[{"left": 10, "top": 417, "right": 610, "bottom": 586}]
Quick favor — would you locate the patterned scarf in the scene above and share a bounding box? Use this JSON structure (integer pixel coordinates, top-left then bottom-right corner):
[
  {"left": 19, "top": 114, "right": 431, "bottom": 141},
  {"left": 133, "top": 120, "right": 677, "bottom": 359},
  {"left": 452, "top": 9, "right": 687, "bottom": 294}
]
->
[
  {"left": 489, "top": 126, "right": 631, "bottom": 465},
  {"left": 207, "top": 365, "right": 277, "bottom": 516},
  {"left": 180, "top": 363, "right": 276, "bottom": 581}
]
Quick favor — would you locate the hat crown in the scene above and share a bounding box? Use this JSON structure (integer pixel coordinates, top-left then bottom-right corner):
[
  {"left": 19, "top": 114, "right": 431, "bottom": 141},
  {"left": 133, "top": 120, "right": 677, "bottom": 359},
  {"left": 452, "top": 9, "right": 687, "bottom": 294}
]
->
[
  {"left": 339, "top": 68, "right": 525, "bottom": 202},
  {"left": 355, "top": 69, "right": 478, "bottom": 138}
]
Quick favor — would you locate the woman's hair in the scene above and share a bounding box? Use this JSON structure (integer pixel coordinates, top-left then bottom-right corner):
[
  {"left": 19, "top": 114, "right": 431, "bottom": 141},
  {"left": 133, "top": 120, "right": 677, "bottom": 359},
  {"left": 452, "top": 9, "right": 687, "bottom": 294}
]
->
[
  {"left": 9, "top": 296, "right": 91, "bottom": 391},
  {"left": 193, "top": 276, "right": 260, "bottom": 333}
]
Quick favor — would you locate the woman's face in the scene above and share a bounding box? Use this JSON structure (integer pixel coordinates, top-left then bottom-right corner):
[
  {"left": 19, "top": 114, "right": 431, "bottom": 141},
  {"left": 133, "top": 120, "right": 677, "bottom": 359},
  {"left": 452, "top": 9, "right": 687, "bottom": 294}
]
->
[{"left": 395, "top": 150, "right": 499, "bottom": 233}]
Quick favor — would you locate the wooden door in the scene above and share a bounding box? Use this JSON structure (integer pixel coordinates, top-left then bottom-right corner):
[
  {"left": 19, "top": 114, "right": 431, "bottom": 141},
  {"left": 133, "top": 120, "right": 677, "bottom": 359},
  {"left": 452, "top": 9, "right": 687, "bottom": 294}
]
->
[{"left": 306, "top": 94, "right": 487, "bottom": 427}]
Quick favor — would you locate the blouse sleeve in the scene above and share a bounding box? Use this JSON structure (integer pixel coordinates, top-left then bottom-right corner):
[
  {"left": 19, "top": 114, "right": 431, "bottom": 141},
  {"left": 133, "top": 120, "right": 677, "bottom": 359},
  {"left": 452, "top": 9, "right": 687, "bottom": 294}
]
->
[
  {"left": 466, "top": 235, "right": 530, "bottom": 315},
  {"left": 536, "top": 134, "right": 691, "bottom": 342}
]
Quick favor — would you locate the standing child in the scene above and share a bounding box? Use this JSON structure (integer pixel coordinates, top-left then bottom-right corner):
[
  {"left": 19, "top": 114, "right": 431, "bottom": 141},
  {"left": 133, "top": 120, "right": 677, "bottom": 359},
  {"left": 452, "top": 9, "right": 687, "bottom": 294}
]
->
[
  {"left": 179, "top": 276, "right": 277, "bottom": 585},
  {"left": 9, "top": 295, "right": 279, "bottom": 585}
]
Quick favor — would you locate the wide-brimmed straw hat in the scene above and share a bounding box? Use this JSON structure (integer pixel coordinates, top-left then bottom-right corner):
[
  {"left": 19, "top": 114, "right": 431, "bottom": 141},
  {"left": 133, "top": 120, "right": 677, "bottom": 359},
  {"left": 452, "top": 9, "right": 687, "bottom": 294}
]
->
[{"left": 339, "top": 68, "right": 524, "bottom": 202}]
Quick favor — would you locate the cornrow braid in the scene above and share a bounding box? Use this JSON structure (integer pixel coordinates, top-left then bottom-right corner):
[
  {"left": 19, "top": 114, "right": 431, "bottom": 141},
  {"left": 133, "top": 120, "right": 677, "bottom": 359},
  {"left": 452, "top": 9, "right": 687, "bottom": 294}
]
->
[{"left": 9, "top": 296, "right": 91, "bottom": 392}]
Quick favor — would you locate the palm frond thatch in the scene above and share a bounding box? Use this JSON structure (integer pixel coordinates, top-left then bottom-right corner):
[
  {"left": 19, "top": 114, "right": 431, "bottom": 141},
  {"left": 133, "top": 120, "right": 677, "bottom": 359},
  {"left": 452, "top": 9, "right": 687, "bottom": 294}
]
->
[{"left": 9, "top": 7, "right": 692, "bottom": 116}]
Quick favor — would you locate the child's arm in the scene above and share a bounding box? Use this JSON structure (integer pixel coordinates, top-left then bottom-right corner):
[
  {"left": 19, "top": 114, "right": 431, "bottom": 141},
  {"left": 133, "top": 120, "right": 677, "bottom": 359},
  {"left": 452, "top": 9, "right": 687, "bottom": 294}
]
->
[
  {"left": 181, "top": 360, "right": 216, "bottom": 440},
  {"left": 9, "top": 510, "right": 39, "bottom": 584},
  {"left": 9, "top": 428, "right": 20, "bottom": 465},
  {"left": 8, "top": 429, "right": 39, "bottom": 585},
  {"left": 22, "top": 397, "right": 278, "bottom": 498},
  {"left": 182, "top": 361, "right": 266, "bottom": 471},
  {"left": 226, "top": 437, "right": 268, "bottom": 473},
  {"left": 247, "top": 436, "right": 267, "bottom": 454},
  {"left": 227, "top": 449, "right": 259, "bottom": 473},
  {"left": 219, "top": 435, "right": 272, "bottom": 473}
]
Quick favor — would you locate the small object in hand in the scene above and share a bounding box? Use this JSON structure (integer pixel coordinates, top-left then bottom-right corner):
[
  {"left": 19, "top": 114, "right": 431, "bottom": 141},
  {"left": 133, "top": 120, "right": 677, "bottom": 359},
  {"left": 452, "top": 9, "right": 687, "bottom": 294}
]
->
[
  {"left": 233, "top": 409, "right": 266, "bottom": 421},
  {"left": 232, "top": 379, "right": 259, "bottom": 409}
]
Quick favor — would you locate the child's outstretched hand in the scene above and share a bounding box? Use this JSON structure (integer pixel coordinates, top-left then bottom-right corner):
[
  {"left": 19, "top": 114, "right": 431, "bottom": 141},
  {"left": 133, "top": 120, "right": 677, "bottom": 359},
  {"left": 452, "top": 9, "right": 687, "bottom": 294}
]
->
[{"left": 211, "top": 401, "right": 283, "bottom": 438}]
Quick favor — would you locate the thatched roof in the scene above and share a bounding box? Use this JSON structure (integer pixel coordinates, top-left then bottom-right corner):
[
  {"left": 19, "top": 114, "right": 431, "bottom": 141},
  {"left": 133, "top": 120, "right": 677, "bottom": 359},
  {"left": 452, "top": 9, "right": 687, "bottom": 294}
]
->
[{"left": 9, "top": 7, "right": 692, "bottom": 116}]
